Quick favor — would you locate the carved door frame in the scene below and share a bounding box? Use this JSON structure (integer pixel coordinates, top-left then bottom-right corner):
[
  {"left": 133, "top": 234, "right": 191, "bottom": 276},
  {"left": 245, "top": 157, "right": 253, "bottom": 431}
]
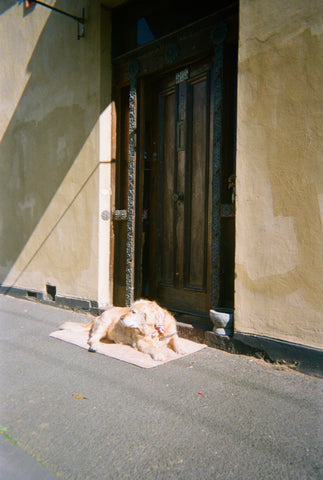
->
[{"left": 112, "top": 12, "right": 237, "bottom": 311}]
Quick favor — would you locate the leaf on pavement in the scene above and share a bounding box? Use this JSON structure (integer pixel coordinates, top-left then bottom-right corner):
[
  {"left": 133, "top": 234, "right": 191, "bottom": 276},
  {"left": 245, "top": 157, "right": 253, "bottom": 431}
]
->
[{"left": 72, "top": 393, "right": 88, "bottom": 400}]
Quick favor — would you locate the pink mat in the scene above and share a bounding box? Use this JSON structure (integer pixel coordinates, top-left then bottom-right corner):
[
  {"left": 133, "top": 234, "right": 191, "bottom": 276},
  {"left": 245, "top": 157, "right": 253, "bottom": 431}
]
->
[{"left": 50, "top": 328, "right": 206, "bottom": 368}]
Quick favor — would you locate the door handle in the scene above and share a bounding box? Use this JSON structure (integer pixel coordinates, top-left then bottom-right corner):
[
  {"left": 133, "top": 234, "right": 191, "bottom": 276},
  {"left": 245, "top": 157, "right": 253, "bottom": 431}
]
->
[{"left": 173, "top": 192, "right": 184, "bottom": 203}]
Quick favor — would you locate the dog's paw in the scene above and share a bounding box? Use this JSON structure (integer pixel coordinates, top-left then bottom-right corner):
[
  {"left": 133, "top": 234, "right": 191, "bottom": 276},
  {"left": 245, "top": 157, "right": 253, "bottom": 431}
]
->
[
  {"left": 151, "top": 351, "right": 166, "bottom": 362},
  {"left": 88, "top": 344, "right": 97, "bottom": 353},
  {"left": 172, "top": 345, "right": 186, "bottom": 355},
  {"left": 169, "top": 337, "right": 187, "bottom": 355}
]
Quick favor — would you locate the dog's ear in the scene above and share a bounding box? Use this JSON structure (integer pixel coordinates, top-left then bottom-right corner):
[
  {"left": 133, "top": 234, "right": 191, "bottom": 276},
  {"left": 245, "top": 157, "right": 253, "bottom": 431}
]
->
[
  {"left": 156, "top": 309, "right": 165, "bottom": 327},
  {"left": 139, "top": 311, "right": 147, "bottom": 326}
]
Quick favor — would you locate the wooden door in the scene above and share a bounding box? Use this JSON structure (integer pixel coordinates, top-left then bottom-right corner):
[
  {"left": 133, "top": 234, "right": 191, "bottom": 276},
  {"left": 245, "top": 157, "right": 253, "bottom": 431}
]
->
[{"left": 148, "top": 60, "right": 213, "bottom": 316}]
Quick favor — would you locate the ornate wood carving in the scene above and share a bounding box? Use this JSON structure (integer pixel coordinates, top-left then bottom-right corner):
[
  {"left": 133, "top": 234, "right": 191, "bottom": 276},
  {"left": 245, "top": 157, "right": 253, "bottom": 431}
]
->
[
  {"left": 113, "top": 11, "right": 236, "bottom": 310},
  {"left": 210, "top": 23, "right": 227, "bottom": 308},
  {"left": 125, "top": 60, "right": 139, "bottom": 306}
]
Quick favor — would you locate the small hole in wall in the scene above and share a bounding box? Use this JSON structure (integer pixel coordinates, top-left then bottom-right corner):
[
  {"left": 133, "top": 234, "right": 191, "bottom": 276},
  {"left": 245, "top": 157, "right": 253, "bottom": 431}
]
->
[
  {"left": 46, "top": 284, "right": 56, "bottom": 301},
  {"left": 27, "top": 291, "right": 37, "bottom": 299}
]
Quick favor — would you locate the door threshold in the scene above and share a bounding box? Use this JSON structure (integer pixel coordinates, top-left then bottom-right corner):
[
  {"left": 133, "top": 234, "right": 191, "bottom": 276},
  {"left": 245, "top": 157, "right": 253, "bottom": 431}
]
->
[{"left": 172, "top": 312, "right": 212, "bottom": 331}]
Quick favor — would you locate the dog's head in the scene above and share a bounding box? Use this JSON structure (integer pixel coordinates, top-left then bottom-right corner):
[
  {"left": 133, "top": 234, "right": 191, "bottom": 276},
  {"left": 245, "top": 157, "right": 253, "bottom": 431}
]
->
[{"left": 120, "top": 299, "right": 165, "bottom": 336}]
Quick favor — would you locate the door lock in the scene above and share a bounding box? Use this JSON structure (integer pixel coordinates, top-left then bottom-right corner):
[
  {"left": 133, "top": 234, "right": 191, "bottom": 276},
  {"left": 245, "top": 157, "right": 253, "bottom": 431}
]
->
[{"left": 173, "top": 192, "right": 184, "bottom": 203}]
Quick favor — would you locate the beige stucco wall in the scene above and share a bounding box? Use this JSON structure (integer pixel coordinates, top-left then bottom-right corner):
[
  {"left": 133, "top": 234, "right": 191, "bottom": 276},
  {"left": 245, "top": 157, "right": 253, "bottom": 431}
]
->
[
  {"left": 0, "top": 0, "right": 115, "bottom": 306},
  {"left": 235, "top": 0, "right": 323, "bottom": 349}
]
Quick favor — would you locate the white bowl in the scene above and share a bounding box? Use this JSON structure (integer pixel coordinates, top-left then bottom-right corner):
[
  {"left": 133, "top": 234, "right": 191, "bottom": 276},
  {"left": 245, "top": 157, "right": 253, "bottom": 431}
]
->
[{"left": 209, "top": 308, "right": 234, "bottom": 335}]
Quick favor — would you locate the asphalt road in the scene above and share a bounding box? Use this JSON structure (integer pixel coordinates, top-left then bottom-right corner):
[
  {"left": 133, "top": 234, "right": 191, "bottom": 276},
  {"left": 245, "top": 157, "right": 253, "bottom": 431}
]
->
[{"left": 0, "top": 294, "right": 322, "bottom": 479}]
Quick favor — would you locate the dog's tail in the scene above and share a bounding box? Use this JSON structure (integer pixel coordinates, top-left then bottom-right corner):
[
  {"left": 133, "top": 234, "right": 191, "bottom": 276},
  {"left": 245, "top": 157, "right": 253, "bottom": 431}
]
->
[{"left": 59, "top": 321, "right": 93, "bottom": 332}]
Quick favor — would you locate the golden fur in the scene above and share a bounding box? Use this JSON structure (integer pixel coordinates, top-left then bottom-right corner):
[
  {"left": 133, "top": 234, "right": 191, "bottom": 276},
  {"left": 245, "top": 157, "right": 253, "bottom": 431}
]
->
[{"left": 59, "top": 299, "right": 186, "bottom": 361}]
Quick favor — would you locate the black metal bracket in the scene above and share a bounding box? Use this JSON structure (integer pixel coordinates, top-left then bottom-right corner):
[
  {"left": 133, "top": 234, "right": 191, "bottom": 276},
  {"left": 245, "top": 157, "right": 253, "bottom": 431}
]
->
[{"left": 25, "top": 1, "right": 85, "bottom": 39}]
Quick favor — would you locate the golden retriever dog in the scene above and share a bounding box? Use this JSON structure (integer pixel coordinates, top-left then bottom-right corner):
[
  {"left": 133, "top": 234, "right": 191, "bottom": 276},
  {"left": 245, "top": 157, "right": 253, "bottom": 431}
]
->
[{"left": 59, "top": 299, "right": 186, "bottom": 361}]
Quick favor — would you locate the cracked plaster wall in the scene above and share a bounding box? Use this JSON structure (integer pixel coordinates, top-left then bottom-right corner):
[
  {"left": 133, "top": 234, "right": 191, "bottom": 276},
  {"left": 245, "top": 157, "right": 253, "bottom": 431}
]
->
[
  {"left": 0, "top": 1, "right": 114, "bottom": 306},
  {"left": 235, "top": 0, "right": 323, "bottom": 348}
]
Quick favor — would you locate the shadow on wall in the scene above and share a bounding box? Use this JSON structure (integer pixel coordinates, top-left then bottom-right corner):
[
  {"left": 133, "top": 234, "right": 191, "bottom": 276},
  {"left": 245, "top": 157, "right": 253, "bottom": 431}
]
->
[
  {"left": 0, "top": 0, "right": 16, "bottom": 16},
  {"left": 0, "top": 0, "right": 36, "bottom": 16},
  {"left": 0, "top": 0, "right": 107, "bottom": 286}
]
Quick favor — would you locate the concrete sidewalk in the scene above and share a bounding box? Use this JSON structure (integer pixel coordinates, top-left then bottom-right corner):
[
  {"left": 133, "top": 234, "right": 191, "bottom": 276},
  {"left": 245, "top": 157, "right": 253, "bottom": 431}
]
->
[
  {"left": 0, "top": 434, "right": 57, "bottom": 480},
  {"left": 0, "top": 294, "right": 322, "bottom": 479}
]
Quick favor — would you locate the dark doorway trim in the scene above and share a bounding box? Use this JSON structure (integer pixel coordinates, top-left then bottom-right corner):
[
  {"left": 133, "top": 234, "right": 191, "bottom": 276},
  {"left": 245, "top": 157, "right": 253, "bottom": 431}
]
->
[
  {"left": 210, "top": 23, "right": 227, "bottom": 309},
  {"left": 112, "top": 7, "right": 238, "bottom": 310},
  {"left": 125, "top": 60, "right": 139, "bottom": 306}
]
